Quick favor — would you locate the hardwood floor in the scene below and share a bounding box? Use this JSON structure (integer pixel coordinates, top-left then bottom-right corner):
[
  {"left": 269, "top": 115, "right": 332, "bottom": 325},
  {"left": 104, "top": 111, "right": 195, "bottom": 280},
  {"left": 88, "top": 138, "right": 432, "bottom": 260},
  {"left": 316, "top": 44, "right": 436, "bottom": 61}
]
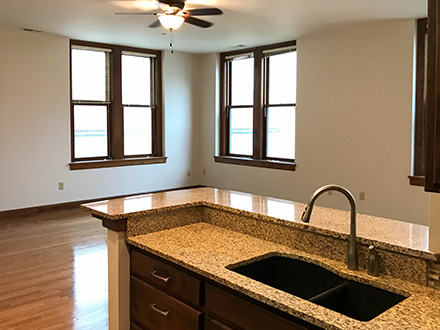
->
[{"left": 0, "top": 208, "right": 108, "bottom": 330}]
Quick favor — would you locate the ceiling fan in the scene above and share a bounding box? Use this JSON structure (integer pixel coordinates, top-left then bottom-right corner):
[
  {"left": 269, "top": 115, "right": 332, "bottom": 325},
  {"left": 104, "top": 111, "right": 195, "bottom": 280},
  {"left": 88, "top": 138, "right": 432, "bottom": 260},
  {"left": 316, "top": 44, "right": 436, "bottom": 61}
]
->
[{"left": 115, "top": 0, "right": 223, "bottom": 31}]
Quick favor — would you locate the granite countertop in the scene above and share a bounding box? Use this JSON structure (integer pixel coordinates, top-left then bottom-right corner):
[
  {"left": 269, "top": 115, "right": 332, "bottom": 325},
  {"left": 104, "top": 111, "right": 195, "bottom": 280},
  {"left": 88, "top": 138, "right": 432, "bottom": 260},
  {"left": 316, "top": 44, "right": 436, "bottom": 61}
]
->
[
  {"left": 82, "top": 187, "right": 435, "bottom": 260},
  {"left": 127, "top": 222, "right": 440, "bottom": 330}
]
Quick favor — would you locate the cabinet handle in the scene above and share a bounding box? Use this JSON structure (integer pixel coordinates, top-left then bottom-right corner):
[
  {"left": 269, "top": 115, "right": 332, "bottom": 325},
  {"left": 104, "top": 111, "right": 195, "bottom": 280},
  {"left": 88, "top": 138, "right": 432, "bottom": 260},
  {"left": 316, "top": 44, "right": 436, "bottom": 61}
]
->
[
  {"left": 150, "top": 270, "right": 170, "bottom": 283},
  {"left": 149, "top": 303, "right": 170, "bottom": 317}
]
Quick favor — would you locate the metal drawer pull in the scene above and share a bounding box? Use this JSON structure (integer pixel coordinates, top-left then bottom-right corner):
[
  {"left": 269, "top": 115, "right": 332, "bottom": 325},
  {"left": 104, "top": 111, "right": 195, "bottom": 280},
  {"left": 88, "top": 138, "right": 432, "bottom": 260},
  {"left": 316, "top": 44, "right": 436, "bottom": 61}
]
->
[
  {"left": 150, "top": 270, "right": 170, "bottom": 283},
  {"left": 149, "top": 303, "right": 170, "bottom": 317}
]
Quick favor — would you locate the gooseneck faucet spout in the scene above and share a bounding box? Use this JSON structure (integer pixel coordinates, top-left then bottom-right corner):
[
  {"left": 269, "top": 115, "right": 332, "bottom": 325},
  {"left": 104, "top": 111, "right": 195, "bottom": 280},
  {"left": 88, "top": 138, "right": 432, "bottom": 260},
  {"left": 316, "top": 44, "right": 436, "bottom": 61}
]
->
[{"left": 301, "top": 184, "right": 358, "bottom": 271}]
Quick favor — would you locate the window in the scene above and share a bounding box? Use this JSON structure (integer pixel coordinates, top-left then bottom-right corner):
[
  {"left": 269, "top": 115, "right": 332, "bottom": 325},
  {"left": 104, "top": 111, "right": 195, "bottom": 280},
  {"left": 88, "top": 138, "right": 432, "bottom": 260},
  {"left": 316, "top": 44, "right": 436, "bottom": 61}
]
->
[
  {"left": 70, "top": 40, "right": 164, "bottom": 170},
  {"left": 216, "top": 41, "right": 297, "bottom": 171},
  {"left": 410, "top": 18, "right": 427, "bottom": 186}
]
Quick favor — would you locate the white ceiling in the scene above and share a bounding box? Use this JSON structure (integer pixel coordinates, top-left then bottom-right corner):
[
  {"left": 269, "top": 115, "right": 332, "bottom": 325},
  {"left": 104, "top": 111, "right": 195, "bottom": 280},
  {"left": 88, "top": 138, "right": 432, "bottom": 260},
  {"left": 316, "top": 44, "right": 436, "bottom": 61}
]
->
[{"left": 0, "top": 0, "right": 427, "bottom": 53}]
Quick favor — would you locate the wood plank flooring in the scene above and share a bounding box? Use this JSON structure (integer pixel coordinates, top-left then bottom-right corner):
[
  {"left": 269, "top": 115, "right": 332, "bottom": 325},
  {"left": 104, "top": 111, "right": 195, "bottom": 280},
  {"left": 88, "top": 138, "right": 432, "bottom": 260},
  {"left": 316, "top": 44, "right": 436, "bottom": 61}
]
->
[{"left": 0, "top": 208, "right": 108, "bottom": 330}]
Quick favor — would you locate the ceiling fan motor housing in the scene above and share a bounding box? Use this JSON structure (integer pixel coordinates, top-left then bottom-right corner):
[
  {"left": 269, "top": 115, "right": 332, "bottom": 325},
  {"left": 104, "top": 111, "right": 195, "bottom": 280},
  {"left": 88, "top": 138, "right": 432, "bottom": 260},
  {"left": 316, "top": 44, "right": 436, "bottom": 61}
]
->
[{"left": 160, "top": 0, "right": 186, "bottom": 11}]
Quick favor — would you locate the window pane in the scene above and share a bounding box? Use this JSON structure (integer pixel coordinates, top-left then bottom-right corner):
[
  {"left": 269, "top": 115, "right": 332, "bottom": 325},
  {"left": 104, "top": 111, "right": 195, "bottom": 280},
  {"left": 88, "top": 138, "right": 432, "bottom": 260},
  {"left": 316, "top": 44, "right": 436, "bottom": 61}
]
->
[
  {"left": 231, "top": 57, "right": 254, "bottom": 106},
  {"left": 122, "top": 54, "right": 151, "bottom": 105},
  {"left": 229, "top": 107, "right": 253, "bottom": 156},
  {"left": 72, "top": 49, "right": 107, "bottom": 101},
  {"left": 266, "top": 106, "right": 295, "bottom": 159},
  {"left": 74, "top": 105, "right": 108, "bottom": 158},
  {"left": 268, "top": 52, "right": 297, "bottom": 104},
  {"left": 124, "top": 107, "right": 152, "bottom": 156}
]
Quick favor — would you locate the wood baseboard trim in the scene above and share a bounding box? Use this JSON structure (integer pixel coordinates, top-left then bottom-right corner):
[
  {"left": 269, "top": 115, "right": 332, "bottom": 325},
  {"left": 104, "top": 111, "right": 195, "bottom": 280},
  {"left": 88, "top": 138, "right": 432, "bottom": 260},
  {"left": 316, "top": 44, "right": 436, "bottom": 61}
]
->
[{"left": 0, "top": 185, "right": 206, "bottom": 220}]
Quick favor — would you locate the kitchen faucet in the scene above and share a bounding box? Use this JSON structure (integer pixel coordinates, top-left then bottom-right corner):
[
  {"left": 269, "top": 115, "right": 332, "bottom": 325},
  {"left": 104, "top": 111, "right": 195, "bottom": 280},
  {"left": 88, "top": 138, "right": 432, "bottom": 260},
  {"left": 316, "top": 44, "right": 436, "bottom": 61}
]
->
[{"left": 301, "top": 184, "right": 358, "bottom": 270}]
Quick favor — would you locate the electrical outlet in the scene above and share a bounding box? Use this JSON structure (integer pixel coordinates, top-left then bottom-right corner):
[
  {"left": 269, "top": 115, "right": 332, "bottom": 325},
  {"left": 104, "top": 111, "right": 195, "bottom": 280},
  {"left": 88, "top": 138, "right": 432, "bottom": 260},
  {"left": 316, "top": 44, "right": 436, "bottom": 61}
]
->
[
  {"left": 58, "top": 182, "right": 64, "bottom": 190},
  {"left": 359, "top": 192, "right": 365, "bottom": 201},
  {"left": 187, "top": 171, "right": 191, "bottom": 177},
  {"left": 203, "top": 169, "right": 206, "bottom": 175}
]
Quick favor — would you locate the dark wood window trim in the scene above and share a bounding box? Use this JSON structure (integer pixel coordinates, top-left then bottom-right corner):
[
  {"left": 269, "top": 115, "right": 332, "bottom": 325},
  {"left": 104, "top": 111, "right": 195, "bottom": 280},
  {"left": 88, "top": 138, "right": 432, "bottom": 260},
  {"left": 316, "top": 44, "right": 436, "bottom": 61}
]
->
[
  {"left": 217, "top": 40, "right": 297, "bottom": 172},
  {"left": 69, "top": 40, "right": 164, "bottom": 170},
  {"left": 214, "top": 156, "right": 295, "bottom": 171},
  {"left": 410, "top": 18, "right": 428, "bottom": 187},
  {"left": 69, "top": 156, "right": 167, "bottom": 170}
]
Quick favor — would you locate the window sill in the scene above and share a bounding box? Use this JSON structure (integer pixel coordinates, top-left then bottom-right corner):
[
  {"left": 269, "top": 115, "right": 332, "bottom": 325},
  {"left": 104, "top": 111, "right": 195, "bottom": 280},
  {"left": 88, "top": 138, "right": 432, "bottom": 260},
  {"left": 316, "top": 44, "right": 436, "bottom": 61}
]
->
[
  {"left": 408, "top": 175, "right": 425, "bottom": 187},
  {"left": 70, "top": 156, "right": 167, "bottom": 170},
  {"left": 214, "top": 156, "right": 296, "bottom": 171}
]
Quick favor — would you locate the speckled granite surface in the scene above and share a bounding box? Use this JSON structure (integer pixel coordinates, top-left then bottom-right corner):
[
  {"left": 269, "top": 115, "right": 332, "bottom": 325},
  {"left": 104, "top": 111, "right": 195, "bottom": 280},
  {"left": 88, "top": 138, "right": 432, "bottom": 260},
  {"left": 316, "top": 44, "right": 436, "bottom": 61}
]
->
[
  {"left": 127, "top": 223, "right": 440, "bottom": 330},
  {"left": 81, "top": 187, "right": 435, "bottom": 260},
  {"left": 203, "top": 207, "right": 429, "bottom": 285}
]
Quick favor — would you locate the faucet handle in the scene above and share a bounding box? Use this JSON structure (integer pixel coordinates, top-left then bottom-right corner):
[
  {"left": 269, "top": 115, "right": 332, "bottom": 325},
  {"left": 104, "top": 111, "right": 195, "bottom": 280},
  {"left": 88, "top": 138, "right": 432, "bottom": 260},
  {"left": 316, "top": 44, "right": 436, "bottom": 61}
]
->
[{"left": 368, "top": 245, "right": 380, "bottom": 276}]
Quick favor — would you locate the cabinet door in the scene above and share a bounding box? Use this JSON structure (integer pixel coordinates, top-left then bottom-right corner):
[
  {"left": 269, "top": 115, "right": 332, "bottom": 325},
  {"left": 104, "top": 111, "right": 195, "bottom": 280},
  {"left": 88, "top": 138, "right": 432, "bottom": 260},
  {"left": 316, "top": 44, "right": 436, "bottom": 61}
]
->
[
  {"left": 131, "top": 321, "right": 146, "bottom": 330},
  {"left": 131, "top": 276, "right": 201, "bottom": 330},
  {"left": 426, "top": 0, "right": 440, "bottom": 192},
  {"left": 205, "top": 316, "right": 235, "bottom": 330},
  {"left": 205, "top": 284, "right": 320, "bottom": 330}
]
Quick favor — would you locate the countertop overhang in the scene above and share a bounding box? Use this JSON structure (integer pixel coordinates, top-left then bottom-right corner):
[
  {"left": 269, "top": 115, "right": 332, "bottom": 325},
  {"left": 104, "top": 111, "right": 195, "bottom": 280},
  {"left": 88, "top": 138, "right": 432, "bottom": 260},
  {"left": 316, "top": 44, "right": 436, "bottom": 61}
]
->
[{"left": 81, "top": 187, "right": 436, "bottom": 261}]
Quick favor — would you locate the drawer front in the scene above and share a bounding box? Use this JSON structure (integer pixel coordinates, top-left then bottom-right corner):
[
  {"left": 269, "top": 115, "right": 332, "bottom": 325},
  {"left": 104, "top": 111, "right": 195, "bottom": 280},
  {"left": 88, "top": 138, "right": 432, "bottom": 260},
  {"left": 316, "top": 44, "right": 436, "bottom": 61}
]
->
[
  {"left": 205, "top": 284, "right": 314, "bottom": 330},
  {"left": 205, "top": 316, "right": 235, "bottom": 330},
  {"left": 131, "top": 321, "right": 146, "bottom": 330},
  {"left": 131, "top": 276, "right": 201, "bottom": 330},
  {"left": 131, "top": 249, "right": 200, "bottom": 305}
]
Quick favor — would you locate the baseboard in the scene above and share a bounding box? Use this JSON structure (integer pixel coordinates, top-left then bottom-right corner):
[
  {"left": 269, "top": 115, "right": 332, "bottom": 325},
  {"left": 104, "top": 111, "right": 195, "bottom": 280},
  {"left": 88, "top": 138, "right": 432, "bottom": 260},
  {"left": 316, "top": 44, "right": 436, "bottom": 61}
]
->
[{"left": 0, "top": 185, "right": 206, "bottom": 220}]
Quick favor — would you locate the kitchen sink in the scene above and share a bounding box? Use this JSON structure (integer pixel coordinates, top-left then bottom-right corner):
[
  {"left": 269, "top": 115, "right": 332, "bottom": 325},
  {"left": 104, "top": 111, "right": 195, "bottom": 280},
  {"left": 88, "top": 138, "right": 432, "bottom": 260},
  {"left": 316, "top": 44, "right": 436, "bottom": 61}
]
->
[{"left": 228, "top": 256, "right": 407, "bottom": 321}]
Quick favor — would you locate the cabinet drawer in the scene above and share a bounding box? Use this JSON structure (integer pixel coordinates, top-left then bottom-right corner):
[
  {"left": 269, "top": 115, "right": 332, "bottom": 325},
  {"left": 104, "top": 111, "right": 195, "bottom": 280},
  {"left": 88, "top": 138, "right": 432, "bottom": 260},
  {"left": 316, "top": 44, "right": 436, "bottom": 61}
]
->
[
  {"left": 131, "top": 276, "right": 201, "bottom": 330},
  {"left": 131, "top": 249, "right": 200, "bottom": 305},
  {"left": 131, "top": 321, "right": 145, "bottom": 330},
  {"left": 205, "top": 316, "right": 235, "bottom": 330},
  {"left": 205, "top": 284, "right": 314, "bottom": 330}
]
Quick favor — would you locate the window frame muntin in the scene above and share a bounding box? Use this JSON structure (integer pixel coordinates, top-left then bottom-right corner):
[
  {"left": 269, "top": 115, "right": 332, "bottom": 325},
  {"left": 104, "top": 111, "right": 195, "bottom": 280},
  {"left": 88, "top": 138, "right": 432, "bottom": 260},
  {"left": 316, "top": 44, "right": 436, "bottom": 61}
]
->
[
  {"left": 69, "top": 40, "right": 164, "bottom": 168},
  {"left": 218, "top": 40, "right": 297, "bottom": 170}
]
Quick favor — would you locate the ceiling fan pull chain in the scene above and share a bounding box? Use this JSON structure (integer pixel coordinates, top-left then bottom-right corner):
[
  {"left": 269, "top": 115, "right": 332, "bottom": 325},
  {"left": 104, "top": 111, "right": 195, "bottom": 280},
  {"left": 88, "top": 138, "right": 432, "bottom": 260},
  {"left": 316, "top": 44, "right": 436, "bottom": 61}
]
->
[{"left": 170, "top": 29, "right": 174, "bottom": 54}]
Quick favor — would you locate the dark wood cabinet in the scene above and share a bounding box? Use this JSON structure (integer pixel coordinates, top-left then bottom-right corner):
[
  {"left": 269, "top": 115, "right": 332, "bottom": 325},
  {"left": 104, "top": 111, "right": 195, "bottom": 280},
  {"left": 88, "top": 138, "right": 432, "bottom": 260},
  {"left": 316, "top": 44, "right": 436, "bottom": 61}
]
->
[
  {"left": 204, "top": 316, "right": 234, "bottom": 330},
  {"left": 130, "top": 247, "right": 322, "bottom": 330},
  {"left": 131, "top": 249, "right": 201, "bottom": 306},
  {"left": 205, "top": 284, "right": 315, "bottom": 330},
  {"left": 131, "top": 276, "right": 201, "bottom": 330},
  {"left": 426, "top": 0, "right": 440, "bottom": 192}
]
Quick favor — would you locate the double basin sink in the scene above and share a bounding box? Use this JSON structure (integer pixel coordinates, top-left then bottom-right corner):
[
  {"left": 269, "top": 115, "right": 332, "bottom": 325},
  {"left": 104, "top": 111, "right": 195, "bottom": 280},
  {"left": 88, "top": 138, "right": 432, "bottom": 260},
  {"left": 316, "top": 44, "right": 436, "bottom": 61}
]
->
[{"left": 228, "top": 255, "right": 407, "bottom": 322}]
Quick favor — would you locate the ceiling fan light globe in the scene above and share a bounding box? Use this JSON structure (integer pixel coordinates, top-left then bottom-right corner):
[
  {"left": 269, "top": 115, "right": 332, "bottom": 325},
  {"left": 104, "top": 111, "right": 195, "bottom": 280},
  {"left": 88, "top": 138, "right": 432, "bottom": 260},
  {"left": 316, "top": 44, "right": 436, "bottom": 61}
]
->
[{"left": 158, "top": 14, "right": 185, "bottom": 30}]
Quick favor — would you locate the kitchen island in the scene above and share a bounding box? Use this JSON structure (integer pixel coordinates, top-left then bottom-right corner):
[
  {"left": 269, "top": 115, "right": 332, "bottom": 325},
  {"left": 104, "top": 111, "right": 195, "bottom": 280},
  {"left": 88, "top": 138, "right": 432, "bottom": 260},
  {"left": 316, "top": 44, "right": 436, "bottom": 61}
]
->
[{"left": 82, "top": 187, "right": 440, "bottom": 330}]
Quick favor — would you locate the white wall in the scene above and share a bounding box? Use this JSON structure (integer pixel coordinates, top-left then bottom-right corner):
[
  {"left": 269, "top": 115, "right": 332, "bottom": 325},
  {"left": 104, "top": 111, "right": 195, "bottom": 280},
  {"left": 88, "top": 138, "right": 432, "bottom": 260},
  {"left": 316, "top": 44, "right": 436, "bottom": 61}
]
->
[
  {"left": 0, "top": 20, "right": 430, "bottom": 225},
  {"left": 196, "top": 19, "right": 429, "bottom": 225},
  {"left": 0, "top": 29, "right": 198, "bottom": 211}
]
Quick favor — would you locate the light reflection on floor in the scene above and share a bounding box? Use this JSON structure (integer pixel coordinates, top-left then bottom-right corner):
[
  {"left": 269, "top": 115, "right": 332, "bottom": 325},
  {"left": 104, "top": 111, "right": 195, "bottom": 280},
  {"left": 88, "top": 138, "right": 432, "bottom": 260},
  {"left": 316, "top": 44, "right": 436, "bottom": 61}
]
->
[{"left": 73, "top": 243, "right": 108, "bottom": 330}]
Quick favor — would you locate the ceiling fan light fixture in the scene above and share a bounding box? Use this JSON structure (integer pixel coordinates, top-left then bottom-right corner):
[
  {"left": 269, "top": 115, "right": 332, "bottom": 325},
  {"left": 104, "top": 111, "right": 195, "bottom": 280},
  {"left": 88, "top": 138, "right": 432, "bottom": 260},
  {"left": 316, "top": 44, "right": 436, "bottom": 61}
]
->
[{"left": 158, "top": 14, "right": 185, "bottom": 30}]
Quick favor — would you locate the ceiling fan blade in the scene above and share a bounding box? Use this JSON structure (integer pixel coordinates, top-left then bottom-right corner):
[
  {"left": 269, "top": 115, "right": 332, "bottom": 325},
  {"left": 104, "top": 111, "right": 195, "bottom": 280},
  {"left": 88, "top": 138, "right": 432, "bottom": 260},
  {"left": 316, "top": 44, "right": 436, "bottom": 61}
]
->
[
  {"left": 115, "top": 12, "right": 158, "bottom": 15},
  {"left": 148, "top": 19, "right": 162, "bottom": 28},
  {"left": 184, "top": 16, "right": 213, "bottom": 28},
  {"left": 185, "top": 8, "right": 223, "bottom": 16}
]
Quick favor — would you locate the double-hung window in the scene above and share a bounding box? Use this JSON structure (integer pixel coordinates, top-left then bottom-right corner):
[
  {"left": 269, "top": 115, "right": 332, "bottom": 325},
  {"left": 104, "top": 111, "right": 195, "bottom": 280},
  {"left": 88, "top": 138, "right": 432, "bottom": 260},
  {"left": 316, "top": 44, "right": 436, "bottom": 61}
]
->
[
  {"left": 70, "top": 40, "right": 164, "bottom": 170},
  {"left": 216, "top": 41, "right": 297, "bottom": 171}
]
